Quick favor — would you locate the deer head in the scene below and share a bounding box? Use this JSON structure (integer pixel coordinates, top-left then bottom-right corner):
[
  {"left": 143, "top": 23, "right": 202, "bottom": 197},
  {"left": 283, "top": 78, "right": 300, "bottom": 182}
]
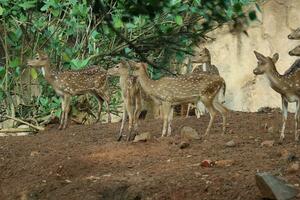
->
[
  {"left": 253, "top": 51, "right": 279, "bottom": 75},
  {"left": 289, "top": 45, "right": 300, "bottom": 56},
  {"left": 131, "top": 62, "right": 148, "bottom": 77},
  {"left": 27, "top": 51, "right": 49, "bottom": 68},
  {"left": 191, "top": 48, "right": 211, "bottom": 63},
  {"left": 288, "top": 28, "right": 300, "bottom": 40},
  {"left": 108, "top": 60, "right": 138, "bottom": 76}
]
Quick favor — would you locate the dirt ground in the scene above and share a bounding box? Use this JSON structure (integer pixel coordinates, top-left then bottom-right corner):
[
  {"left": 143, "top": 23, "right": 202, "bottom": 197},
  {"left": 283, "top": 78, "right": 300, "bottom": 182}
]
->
[{"left": 0, "top": 111, "right": 299, "bottom": 200}]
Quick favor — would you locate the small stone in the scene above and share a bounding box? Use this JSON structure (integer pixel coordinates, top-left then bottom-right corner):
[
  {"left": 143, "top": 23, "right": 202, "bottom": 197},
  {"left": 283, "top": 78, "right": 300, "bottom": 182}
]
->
[
  {"left": 18, "top": 125, "right": 30, "bottom": 129},
  {"left": 215, "top": 159, "right": 235, "bottom": 167},
  {"left": 261, "top": 140, "right": 275, "bottom": 147},
  {"left": 133, "top": 132, "right": 151, "bottom": 142},
  {"left": 30, "top": 151, "right": 39, "bottom": 157},
  {"left": 287, "top": 162, "right": 299, "bottom": 174},
  {"left": 225, "top": 140, "right": 236, "bottom": 147},
  {"left": 179, "top": 141, "right": 190, "bottom": 149},
  {"left": 201, "top": 160, "right": 214, "bottom": 167},
  {"left": 181, "top": 126, "right": 201, "bottom": 140},
  {"left": 256, "top": 172, "right": 298, "bottom": 200},
  {"left": 267, "top": 127, "right": 274, "bottom": 133}
]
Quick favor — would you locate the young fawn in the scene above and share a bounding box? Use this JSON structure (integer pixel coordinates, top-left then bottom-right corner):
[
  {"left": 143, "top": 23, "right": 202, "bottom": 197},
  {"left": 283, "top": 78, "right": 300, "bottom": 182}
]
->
[
  {"left": 186, "top": 48, "right": 225, "bottom": 118},
  {"left": 27, "top": 52, "right": 111, "bottom": 129},
  {"left": 190, "top": 48, "right": 220, "bottom": 75},
  {"left": 131, "top": 61, "right": 228, "bottom": 137},
  {"left": 253, "top": 51, "right": 300, "bottom": 142},
  {"left": 108, "top": 61, "right": 143, "bottom": 141}
]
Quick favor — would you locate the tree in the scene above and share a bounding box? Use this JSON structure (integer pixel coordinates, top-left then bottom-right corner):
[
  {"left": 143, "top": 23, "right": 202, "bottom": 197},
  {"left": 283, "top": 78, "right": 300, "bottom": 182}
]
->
[{"left": 0, "top": 0, "right": 258, "bottom": 122}]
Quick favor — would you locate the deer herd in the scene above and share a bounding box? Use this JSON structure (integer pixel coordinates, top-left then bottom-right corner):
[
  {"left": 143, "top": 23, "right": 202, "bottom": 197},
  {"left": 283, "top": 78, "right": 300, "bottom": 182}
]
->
[{"left": 26, "top": 28, "right": 300, "bottom": 143}]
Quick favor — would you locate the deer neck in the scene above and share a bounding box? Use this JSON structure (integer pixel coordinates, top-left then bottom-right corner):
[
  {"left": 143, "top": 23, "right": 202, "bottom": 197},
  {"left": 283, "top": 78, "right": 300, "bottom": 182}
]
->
[
  {"left": 42, "top": 62, "right": 58, "bottom": 83},
  {"left": 136, "top": 68, "right": 155, "bottom": 95},
  {"left": 119, "top": 73, "right": 130, "bottom": 92},
  {"left": 264, "top": 65, "right": 286, "bottom": 92}
]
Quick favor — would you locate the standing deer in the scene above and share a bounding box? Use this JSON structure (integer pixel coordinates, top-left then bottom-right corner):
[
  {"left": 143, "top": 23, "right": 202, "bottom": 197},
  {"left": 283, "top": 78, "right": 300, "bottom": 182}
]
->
[
  {"left": 131, "top": 61, "right": 228, "bottom": 137},
  {"left": 288, "top": 28, "right": 300, "bottom": 40},
  {"left": 27, "top": 52, "right": 111, "bottom": 129},
  {"left": 107, "top": 61, "right": 143, "bottom": 141},
  {"left": 186, "top": 48, "right": 225, "bottom": 118},
  {"left": 253, "top": 51, "right": 300, "bottom": 142}
]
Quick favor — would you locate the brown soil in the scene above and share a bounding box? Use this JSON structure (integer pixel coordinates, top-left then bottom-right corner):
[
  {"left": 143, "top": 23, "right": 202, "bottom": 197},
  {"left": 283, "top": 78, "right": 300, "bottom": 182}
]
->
[{"left": 0, "top": 111, "right": 299, "bottom": 200}]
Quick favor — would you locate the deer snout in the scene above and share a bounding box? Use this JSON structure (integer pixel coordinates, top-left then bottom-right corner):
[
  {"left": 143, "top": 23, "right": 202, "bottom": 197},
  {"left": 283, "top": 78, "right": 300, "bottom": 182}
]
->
[
  {"left": 289, "top": 50, "right": 295, "bottom": 56},
  {"left": 253, "top": 68, "right": 262, "bottom": 75},
  {"left": 27, "top": 60, "right": 34, "bottom": 66},
  {"left": 288, "top": 34, "right": 293, "bottom": 39}
]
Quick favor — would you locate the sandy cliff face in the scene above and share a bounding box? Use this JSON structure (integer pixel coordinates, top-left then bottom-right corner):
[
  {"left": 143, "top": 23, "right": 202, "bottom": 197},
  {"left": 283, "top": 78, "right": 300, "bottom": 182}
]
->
[{"left": 202, "top": 0, "right": 300, "bottom": 112}]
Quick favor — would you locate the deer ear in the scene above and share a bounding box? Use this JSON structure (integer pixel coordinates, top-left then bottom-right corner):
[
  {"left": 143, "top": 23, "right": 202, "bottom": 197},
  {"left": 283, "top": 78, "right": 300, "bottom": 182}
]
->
[
  {"left": 141, "top": 63, "right": 147, "bottom": 70},
  {"left": 272, "top": 53, "right": 279, "bottom": 63},
  {"left": 120, "top": 60, "right": 126, "bottom": 65},
  {"left": 254, "top": 51, "right": 266, "bottom": 61}
]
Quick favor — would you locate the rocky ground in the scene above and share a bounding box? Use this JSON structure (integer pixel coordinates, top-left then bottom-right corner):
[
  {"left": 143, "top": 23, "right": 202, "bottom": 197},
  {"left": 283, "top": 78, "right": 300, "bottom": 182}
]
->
[{"left": 0, "top": 111, "right": 299, "bottom": 200}]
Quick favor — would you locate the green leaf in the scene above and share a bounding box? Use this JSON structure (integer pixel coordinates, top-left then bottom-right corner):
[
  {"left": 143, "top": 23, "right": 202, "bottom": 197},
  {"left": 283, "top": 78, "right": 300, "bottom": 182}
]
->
[
  {"left": 0, "top": 6, "right": 3, "bottom": 16},
  {"left": 175, "top": 15, "right": 183, "bottom": 25},
  {"left": 70, "top": 58, "right": 90, "bottom": 69},
  {"left": 19, "top": 0, "right": 37, "bottom": 10},
  {"left": 0, "top": 66, "right": 5, "bottom": 77},
  {"left": 31, "top": 68, "right": 38, "bottom": 79},
  {"left": 10, "top": 58, "right": 20, "bottom": 68},
  {"left": 113, "top": 16, "right": 123, "bottom": 28}
]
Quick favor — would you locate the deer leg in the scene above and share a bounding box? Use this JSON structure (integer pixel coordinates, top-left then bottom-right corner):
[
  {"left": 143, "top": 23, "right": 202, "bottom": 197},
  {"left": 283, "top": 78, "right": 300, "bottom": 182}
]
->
[
  {"left": 201, "top": 98, "right": 217, "bottom": 136},
  {"left": 185, "top": 103, "right": 192, "bottom": 118},
  {"left": 118, "top": 105, "right": 127, "bottom": 141},
  {"left": 105, "top": 96, "right": 111, "bottom": 123},
  {"left": 213, "top": 101, "right": 228, "bottom": 134},
  {"left": 58, "top": 97, "right": 65, "bottom": 130},
  {"left": 133, "top": 94, "right": 142, "bottom": 133},
  {"left": 167, "top": 107, "right": 174, "bottom": 136},
  {"left": 161, "top": 102, "right": 171, "bottom": 137},
  {"left": 280, "top": 97, "right": 288, "bottom": 142},
  {"left": 125, "top": 98, "right": 134, "bottom": 141},
  {"left": 62, "top": 95, "right": 71, "bottom": 129},
  {"left": 295, "top": 100, "right": 300, "bottom": 142},
  {"left": 95, "top": 95, "right": 104, "bottom": 123}
]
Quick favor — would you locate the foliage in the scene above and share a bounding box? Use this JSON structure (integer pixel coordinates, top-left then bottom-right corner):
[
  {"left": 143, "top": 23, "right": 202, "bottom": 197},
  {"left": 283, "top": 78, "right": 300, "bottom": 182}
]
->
[{"left": 0, "top": 0, "right": 258, "bottom": 123}]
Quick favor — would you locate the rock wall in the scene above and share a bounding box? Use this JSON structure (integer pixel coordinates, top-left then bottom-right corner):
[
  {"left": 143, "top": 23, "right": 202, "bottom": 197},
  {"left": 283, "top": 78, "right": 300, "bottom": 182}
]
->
[{"left": 203, "top": 0, "right": 300, "bottom": 112}]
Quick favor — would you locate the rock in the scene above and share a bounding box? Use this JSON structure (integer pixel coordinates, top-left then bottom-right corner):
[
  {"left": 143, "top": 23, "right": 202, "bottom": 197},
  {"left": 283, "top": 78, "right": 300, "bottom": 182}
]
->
[
  {"left": 287, "top": 162, "right": 299, "bottom": 174},
  {"left": 268, "top": 126, "right": 274, "bottom": 133},
  {"left": 256, "top": 172, "right": 299, "bottom": 200},
  {"left": 18, "top": 125, "right": 30, "bottom": 129},
  {"left": 215, "top": 159, "right": 235, "bottom": 167},
  {"left": 133, "top": 132, "right": 151, "bottom": 142},
  {"left": 180, "top": 126, "right": 200, "bottom": 140},
  {"left": 30, "top": 151, "right": 39, "bottom": 157},
  {"left": 179, "top": 141, "right": 190, "bottom": 149},
  {"left": 261, "top": 140, "right": 275, "bottom": 147},
  {"left": 279, "top": 150, "right": 297, "bottom": 162},
  {"left": 225, "top": 140, "right": 236, "bottom": 147},
  {"left": 201, "top": 160, "right": 214, "bottom": 167}
]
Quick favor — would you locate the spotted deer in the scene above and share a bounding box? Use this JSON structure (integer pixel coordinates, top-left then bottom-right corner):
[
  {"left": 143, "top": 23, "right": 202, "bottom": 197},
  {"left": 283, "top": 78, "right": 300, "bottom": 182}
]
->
[
  {"left": 107, "top": 61, "right": 143, "bottom": 141},
  {"left": 288, "top": 28, "right": 300, "bottom": 40},
  {"left": 27, "top": 52, "right": 111, "bottom": 129},
  {"left": 186, "top": 48, "right": 225, "bottom": 118},
  {"left": 253, "top": 51, "right": 300, "bottom": 142},
  {"left": 131, "top": 61, "right": 228, "bottom": 137}
]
